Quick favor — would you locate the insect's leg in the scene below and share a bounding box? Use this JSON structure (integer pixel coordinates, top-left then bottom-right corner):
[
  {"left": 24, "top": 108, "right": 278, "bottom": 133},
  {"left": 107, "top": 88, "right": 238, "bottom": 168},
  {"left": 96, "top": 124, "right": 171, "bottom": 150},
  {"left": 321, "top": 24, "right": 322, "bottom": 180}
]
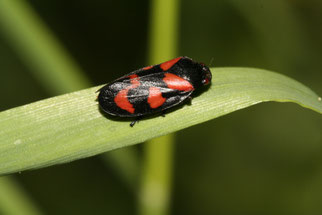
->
[
  {"left": 187, "top": 96, "right": 193, "bottom": 105},
  {"left": 161, "top": 110, "right": 166, "bottom": 117},
  {"left": 130, "top": 120, "right": 137, "bottom": 127},
  {"left": 130, "top": 116, "right": 142, "bottom": 127}
]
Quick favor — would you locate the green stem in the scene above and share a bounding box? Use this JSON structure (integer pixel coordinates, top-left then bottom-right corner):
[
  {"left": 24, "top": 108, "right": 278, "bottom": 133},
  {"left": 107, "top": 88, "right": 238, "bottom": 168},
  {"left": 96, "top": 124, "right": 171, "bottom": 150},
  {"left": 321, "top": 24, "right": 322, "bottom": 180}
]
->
[
  {"left": 0, "top": 0, "right": 90, "bottom": 94},
  {"left": 0, "top": 176, "right": 42, "bottom": 215},
  {"left": 138, "top": 0, "right": 180, "bottom": 214},
  {"left": 139, "top": 136, "right": 175, "bottom": 215}
]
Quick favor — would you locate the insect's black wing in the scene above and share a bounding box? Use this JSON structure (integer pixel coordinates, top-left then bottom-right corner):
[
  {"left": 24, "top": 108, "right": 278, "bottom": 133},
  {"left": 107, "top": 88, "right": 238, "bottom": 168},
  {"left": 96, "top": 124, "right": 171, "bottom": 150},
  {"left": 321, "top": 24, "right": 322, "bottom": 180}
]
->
[{"left": 98, "top": 73, "right": 193, "bottom": 117}]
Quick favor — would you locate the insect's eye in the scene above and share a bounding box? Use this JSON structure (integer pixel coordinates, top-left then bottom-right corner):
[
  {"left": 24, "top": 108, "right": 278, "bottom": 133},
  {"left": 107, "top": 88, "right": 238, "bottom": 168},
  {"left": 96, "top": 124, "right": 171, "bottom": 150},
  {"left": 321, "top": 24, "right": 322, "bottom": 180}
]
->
[
  {"left": 201, "top": 66, "right": 212, "bottom": 86},
  {"left": 202, "top": 78, "right": 209, "bottom": 85}
]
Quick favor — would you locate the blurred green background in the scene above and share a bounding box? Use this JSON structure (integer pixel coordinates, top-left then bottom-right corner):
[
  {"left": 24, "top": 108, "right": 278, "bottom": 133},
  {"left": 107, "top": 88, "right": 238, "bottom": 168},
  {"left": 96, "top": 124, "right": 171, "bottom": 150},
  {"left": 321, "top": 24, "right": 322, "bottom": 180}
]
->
[{"left": 0, "top": 0, "right": 322, "bottom": 214}]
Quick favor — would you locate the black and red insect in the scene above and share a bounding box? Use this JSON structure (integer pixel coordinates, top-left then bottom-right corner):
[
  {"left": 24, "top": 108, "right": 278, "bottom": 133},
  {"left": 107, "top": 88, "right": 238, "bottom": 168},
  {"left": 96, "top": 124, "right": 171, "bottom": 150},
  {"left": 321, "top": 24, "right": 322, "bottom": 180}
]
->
[{"left": 97, "top": 56, "right": 212, "bottom": 126}]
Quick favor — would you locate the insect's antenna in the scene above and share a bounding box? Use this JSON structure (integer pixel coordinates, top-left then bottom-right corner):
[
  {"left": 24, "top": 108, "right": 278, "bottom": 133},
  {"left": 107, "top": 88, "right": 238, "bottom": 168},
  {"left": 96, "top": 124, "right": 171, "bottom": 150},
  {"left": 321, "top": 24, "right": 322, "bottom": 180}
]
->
[{"left": 208, "top": 57, "right": 215, "bottom": 67}]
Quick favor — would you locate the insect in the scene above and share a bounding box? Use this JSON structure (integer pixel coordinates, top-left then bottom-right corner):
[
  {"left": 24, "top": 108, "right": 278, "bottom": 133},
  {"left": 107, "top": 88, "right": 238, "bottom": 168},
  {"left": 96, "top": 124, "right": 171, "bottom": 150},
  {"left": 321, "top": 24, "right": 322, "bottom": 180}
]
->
[{"left": 97, "top": 56, "right": 212, "bottom": 126}]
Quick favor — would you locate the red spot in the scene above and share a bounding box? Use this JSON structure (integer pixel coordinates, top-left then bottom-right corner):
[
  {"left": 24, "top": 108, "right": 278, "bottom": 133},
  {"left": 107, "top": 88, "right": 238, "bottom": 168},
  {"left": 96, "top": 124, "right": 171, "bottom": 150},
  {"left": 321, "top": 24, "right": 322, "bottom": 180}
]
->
[
  {"left": 114, "top": 89, "right": 134, "bottom": 113},
  {"left": 142, "top": 65, "right": 153, "bottom": 70},
  {"left": 129, "top": 74, "right": 138, "bottom": 79},
  {"left": 114, "top": 74, "right": 141, "bottom": 113},
  {"left": 129, "top": 74, "right": 140, "bottom": 87},
  {"left": 148, "top": 87, "right": 166, "bottom": 109},
  {"left": 163, "top": 73, "right": 194, "bottom": 91},
  {"left": 160, "top": 57, "right": 182, "bottom": 71}
]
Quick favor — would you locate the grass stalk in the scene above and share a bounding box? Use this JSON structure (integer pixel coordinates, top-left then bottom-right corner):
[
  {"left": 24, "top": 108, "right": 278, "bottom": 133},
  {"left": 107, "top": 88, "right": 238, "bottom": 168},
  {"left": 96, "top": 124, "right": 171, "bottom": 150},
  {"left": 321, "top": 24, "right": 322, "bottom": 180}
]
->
[{"left": 138, "top": 0, "right": 180, "bottom": 214}]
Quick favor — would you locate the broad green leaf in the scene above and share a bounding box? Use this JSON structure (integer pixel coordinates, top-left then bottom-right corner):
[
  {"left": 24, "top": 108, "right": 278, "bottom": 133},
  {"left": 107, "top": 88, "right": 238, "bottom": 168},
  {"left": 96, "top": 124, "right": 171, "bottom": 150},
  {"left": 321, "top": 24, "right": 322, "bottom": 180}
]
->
[{"left": 0, "top": 68, "right": 321, "bottom": 175}]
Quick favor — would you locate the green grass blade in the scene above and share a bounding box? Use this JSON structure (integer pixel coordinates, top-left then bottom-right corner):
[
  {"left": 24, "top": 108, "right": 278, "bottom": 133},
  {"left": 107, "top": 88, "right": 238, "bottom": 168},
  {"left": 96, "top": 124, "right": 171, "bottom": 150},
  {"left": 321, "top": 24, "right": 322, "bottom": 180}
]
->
[
  {"left": 0, "top": 0, "right": 90, "bottom": 94},
  {"left": 0, "top": 177, "right": 42, "bottom": 215},
  {"left": 0, "top": 68, "right": 321, "bottom": 175}
]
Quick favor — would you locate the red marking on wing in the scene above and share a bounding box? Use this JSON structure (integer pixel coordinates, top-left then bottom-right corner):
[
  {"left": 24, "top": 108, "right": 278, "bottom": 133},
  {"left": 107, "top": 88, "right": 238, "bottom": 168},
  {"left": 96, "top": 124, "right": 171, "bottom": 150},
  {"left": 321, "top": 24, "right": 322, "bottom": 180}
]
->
[
  {"left": 163, "top": 73, "right": 194, "bottom": 91},
  {"left": 142, "top": 65, "right": 153, "bottom": 70},
  {"left": 148, "top": 87, "right": 166, "bottom": 109},
  {"left": 114, "top": 74, "right": 141, "bottom": 113},
  {"left": 160, "top": 57, "right": 182, "bottom": 71},
  {"left": 129, "top": 74, "right": 140, "bottom": 87},
  {"left": 114, "top": 89, "right": 134, "bottom": 113}
]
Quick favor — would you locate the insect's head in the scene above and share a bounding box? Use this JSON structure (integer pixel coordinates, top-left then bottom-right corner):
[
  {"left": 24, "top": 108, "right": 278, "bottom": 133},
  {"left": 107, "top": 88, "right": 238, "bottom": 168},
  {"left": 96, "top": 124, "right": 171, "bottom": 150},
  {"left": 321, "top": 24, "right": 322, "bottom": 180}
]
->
[{"left": 200, "top": 63, "right": 212, "bottom": 86}]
